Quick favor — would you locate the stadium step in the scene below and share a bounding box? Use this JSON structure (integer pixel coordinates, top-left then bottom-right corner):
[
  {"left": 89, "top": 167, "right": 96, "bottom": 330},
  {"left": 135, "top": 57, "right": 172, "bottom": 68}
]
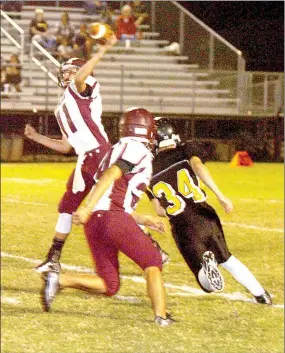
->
[
  {"left": 22, "top": 92, "right": 238, "bottom": 105},
  {"left": 28, "top": 77, "right": 220, "bottom": 89},
  {"left": 2, "top": 99, "right": 237, "bottom": 115},
  {"left": 101, "top": 53, "right": 189, "bottom": 63},
  {"left": 32, "top": 85, "right": 230, "bottom": 97},
  {"left": 95, "top": 61, "right": 198, "bottom": 71},
  {"left": 22, "top": 69, "right": 209, "bottom": 82}
]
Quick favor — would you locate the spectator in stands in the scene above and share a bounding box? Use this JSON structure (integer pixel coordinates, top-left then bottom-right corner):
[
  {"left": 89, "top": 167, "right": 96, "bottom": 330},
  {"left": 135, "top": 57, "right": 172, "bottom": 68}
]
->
[
  {"left": 116, "top": 5, "right": 145, "bottom": 42},
  {"left": 55, "top": 12, "right": 75, "bottom": 46},
  {"left": 84, "top": 0, "right": 108, "bottom": 19},
  {"left": 29, "top": 8, "right": 48, "bottom": 41},
  {"left": 73, "top": 23, "right": 94, "bottom": 59},
  {"left": 100, "top": 8, "right": 115, "bottom": 29},
  {"left": 130, "top": 1, "right": 148, "bottom": 22},
  {"left": 2, "top": 54, "right": 22, "bottom": 93},
  {"left": 56, "top": 38, "right": 74, "bottom": 62},
  {"left": 0, "top": 59, "right": 6, "bottom": 93}
]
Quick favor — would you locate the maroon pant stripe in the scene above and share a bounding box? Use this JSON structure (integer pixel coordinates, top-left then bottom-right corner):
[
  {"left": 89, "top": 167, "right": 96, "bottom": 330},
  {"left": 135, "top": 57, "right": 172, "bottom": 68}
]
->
[
  {"left": 63, "top": 104, "right": 77, "bottom": 133},
  {"left": 68, "top": 86, "right": 107, "bottom": 147},
  {"left": 55, "top": 110, "right": 68, "bottom": 137}
]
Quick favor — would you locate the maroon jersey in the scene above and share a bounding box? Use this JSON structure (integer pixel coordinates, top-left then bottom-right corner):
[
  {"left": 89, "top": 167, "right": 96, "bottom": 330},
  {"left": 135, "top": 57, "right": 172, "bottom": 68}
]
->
[
  {"left": 93, "top": 137, "right": 153, "bottom": 213},
  {"left": 147, "top": 142, "right": 209, "bottom": 218},
  {"left": 54, "top": 75, "right": 109, "bottom": 155}
]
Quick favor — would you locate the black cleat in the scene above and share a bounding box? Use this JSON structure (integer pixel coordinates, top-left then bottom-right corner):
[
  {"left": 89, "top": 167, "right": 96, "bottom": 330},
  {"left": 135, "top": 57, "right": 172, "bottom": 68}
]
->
[
  {"left": 202, "top": 251, "right": 224, "bottom": 291},
  {"left": 40, "top": 263, "right": 61, "bottom": 312},
  {"left": 254, "top": 290, "right": 272, "bottom": 305}
]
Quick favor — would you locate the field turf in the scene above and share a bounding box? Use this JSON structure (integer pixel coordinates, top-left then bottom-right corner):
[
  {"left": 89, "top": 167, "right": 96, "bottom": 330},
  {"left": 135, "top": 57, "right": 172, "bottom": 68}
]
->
[{"left": 1, "top": 162, "right": 284, "bottom": 353}]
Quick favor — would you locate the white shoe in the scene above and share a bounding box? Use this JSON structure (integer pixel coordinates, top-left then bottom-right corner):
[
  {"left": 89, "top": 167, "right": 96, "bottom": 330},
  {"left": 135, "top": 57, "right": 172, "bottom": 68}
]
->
[{"left": 202, "top": 251, "right": 224, "bottom": 291}]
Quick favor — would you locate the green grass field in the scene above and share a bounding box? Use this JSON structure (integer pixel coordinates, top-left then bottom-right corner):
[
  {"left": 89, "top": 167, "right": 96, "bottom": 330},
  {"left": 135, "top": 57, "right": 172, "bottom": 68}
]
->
[{"left": 1, "top": 162, "right": 284, "bottom": 353}]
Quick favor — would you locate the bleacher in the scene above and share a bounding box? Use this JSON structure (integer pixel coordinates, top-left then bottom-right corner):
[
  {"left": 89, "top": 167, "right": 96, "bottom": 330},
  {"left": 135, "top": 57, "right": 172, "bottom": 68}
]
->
[{"left": 1, "top": 5, "right": 240, "bottom": 115}]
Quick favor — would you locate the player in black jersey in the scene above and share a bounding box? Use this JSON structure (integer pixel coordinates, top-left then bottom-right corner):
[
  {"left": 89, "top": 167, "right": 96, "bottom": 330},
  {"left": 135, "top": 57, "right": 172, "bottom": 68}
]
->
[{"left": 146, "top": 118, "right": 272, "bottom": 305}]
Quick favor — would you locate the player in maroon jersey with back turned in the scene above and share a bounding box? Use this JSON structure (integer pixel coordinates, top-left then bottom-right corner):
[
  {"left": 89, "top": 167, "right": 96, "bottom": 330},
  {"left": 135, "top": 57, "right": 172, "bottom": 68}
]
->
[{"left": 40, "top": 108, "right": 174, "bottom": 326}]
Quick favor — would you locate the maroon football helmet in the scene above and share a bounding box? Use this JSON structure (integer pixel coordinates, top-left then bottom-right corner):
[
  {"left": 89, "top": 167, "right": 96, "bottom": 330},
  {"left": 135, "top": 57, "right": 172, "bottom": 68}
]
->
[
  {"left": 119, "top": 108, "right": 156, "bottom": 144},
  {"left": 58, "top": 57, "right": 86, "bottom": 88}
]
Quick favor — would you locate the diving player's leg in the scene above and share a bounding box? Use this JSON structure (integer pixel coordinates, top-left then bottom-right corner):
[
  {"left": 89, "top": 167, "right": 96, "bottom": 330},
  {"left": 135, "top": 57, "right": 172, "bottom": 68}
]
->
[
  {"left": 36, "top": 169, "right": 94, "bottom": 273},
  {"left": 220, "top": 256, "right": 272, "bottom": 304},
  {"left": 210, "top": 215, "right": 272, "bottom": 304},
  {"left": 171, "top": 218, "right": 224, "bottom": 292}
]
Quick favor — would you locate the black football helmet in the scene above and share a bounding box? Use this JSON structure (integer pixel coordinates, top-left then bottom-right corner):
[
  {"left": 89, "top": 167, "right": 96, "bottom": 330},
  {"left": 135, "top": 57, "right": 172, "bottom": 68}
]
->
[{"left": 154, "top": 117, "right": 181, "bottom": 149}]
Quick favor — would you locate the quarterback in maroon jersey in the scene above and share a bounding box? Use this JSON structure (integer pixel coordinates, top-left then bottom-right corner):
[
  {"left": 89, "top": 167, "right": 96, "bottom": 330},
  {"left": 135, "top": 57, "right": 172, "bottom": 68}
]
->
[
  {"left": 41, "top": 108, "right": 174, "bottom": 326},
  {"left": 24, "top": 35, "right": 117, "bottom": 272}
]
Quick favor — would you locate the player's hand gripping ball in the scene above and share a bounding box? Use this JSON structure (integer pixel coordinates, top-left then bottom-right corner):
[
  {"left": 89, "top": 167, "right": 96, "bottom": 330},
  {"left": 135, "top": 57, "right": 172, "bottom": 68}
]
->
[{"left": 89, "top": 22, "right": 115, "bottom": 45}]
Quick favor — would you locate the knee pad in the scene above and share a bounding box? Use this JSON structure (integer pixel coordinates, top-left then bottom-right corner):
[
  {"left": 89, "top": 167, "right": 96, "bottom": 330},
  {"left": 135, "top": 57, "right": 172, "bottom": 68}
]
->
[{"left": 55, "top": 213, "right": 73, "bottom": 234}]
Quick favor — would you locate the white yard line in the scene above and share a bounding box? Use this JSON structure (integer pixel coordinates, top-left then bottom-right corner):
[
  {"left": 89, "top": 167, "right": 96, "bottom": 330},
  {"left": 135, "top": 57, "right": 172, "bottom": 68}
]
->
[
  {"left": 239, "top": 198, "right": 283, "bottom": 204},
  {"left": 2, "top": 196, "right": 283, "bottom": 233},
  {"left": 2, "top": 178, "right": 56, "bottom": 185},
  {"left": 222, "top": 221, "right": 283, "bottom": 233},
  {"left": 1, "top": 297, "right": 21, "bottom": 305},
  {"left": 2, "top": 198, "right": 49, "bottom": 206},
  {"left": 1, "top": 251, "right": 283, "bottom": 309}
]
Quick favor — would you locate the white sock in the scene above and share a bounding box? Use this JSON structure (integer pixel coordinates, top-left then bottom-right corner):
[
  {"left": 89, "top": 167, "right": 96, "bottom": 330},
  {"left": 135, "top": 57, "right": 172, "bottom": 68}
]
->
[
  {"left": 220, "top": 255, "right": 265, "bottom": 296},
  {"left": 198, "top": 269, "right": 215, "bottom": 292},
  {"left": 55, "top": 213, "right": 72, "bottom": 234}
]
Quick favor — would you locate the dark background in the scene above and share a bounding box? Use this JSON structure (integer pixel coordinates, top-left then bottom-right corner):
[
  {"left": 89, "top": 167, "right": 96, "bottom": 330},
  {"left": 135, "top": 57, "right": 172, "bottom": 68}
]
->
[{"left": 180, "top": 1, "right": 284, "bottom": 72}]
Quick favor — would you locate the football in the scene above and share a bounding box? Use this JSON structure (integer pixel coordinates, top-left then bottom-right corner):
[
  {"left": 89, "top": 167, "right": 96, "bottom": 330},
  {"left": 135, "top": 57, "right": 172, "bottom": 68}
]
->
[{"left": 89, "top": 22, "right": 115, "bottom": 45}]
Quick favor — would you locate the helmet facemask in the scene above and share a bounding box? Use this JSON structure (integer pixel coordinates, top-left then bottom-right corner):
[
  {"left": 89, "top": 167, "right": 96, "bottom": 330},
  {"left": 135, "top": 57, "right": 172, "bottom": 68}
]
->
[{"left": 58, "top": 65, "right": 79, "bottom": 88}]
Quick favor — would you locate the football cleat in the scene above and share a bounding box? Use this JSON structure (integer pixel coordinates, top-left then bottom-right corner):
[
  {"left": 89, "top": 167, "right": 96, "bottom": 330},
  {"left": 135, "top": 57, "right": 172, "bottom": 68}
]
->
[
  {"left": 202, "top": 251, "right": 224, "bottom": 291},
  {"left": 35, "top": 250, "right": 61, "bottom": 273},
  {"left": 36, "top": 259, "right": 59, "bottom": 273},
  {"left": 154, "top": 313, "right": 175, "bottom": 327},
  {"left": 254, "top": 290, "right": 272, "bottom": 305},
  {"left": 160, "top": 248, "right": 170, "bottom": 266},
  {"left": 40, "top": 263, "right": 61, "bottom": 312}
]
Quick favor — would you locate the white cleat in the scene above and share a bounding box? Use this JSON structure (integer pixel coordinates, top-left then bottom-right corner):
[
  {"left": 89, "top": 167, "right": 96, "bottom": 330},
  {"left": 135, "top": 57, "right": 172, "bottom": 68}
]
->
[{"left": 202, "top": 251, "right": 224, "bottom": 291}]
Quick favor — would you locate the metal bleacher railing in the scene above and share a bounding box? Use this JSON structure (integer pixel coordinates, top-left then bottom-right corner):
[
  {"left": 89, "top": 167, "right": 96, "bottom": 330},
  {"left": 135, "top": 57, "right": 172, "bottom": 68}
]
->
[{"left": 1, "top": 9, "right": 24, "bottom": 63}]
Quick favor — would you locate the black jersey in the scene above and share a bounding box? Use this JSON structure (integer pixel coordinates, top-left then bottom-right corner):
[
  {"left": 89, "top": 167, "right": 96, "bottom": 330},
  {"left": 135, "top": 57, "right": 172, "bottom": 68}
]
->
[{"left": 147, "top": 142, "right": 209, "bottom": 220}]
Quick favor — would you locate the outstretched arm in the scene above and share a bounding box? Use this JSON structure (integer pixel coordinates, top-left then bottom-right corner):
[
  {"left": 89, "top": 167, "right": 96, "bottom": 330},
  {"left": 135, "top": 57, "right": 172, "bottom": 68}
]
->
[
  {"left": 190, "top": 156, "right": 233, "bottom": 213},
  {"left": 73, "top": 164, "right": 123, "bottom": 225},
  {"left": 24, "top": 124, "right": 72, "bottom": 154},
  {"left": 131, "top": 211, "right": 165, "bottom": 234},
  {"left": 151, "top": 199, "right": 167, "bottom": 218},
  {"left": 74, "top": 34, "right": 117, "bottom": 93}
]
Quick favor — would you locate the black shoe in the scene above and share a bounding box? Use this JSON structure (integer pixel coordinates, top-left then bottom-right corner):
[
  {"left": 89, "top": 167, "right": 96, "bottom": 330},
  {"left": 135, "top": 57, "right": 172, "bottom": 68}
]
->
[
  {"left": 154, "top": 313, "right": 175, "bottom": 327},
  {"left": 254, "top": 290, "right": 272, "bottom": 305},
  {"left": 202, "top": 251, "right": 224, "bottom": 291},
  {"left": 40, "top": 263, "right": 61, "bottom": 312}
]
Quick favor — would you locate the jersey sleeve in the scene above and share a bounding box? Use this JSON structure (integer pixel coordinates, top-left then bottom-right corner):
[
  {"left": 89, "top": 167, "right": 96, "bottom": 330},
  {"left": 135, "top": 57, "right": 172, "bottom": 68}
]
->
[
  {"left": 183, "top": 141, "right": 209, "bottom": 164},
  {"left": 114, "top": 140, "right": 148, "bottom": 174},
  {"left": 69, "top": 75, "right": 100, "bottom": 100}
]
